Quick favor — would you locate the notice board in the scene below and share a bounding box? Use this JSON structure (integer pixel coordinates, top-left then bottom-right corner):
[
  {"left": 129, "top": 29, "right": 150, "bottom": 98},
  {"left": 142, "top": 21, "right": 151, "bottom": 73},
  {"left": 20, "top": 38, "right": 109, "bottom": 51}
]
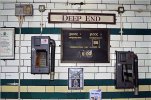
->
[
  {"left": 0, "top": 28, "right": 15, "bottom": 59},
  {"left": 61, "top": 29, "right": 110, "bottom": 63}
]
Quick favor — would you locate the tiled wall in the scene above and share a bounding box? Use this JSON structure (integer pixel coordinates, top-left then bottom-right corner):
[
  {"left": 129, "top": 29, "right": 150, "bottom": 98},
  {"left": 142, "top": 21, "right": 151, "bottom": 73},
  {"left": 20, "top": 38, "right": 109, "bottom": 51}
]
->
[
  {"left": 1, "top": 0, "right": 151, "bottom": 29},
  {"left": 1, "top": 0, "right": 151, "bottom": 100},
  {"left": 1, "top": 34, "right": 151, "bottom": 80}
]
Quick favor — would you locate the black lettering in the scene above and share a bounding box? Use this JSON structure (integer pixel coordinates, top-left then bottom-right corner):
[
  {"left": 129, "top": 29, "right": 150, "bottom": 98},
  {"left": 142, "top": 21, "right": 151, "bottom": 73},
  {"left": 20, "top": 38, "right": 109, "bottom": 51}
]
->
[
  {"left": 64, "top": 15, "right": 101, "bottom": 22},
  {"left": 68, "top": 16, "right": 72, "bottom": 21},
  {"left": 63, "top": 15, "right": 68, "bottom": 21},
  {"left": 86, "top": 16, "right": 101, "bottom": 22},
  {"left": 77, "top": 16, "right": 82, "bottom": 21},
  {"left": 96, "top": 16, "right": 101, "bottom": 21},
  {"left": 73, "top": 16, "right": 77, "bottom": 21},
  {"left": 90, "top": 16, "right": 96, "bottom": 21},
  {"left": 63, "top": 15, "right": 82, "bottom": 22},
  {"left": 86, "top": 15, "right": 91, "bottom": 21}
]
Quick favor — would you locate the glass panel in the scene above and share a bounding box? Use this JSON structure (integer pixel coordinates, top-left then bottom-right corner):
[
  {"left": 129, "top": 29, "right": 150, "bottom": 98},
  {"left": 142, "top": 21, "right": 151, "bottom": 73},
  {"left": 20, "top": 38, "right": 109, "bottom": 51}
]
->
[{"left": 36, "top": 50, "right": 47, "bottom": 67}]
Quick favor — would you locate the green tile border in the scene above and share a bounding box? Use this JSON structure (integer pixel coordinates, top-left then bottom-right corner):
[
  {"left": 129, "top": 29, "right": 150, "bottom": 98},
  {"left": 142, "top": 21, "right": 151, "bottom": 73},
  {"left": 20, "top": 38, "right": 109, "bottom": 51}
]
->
[
  {"left": 14, "top": 27, "right": 151, "bottom": 35},
  {"left": 1, "top": 79, "right": 151, "bottom": 99},
  {"left": 15, "top": 28, "right": 61, "bottom": 34},
  {"left": 1, "top": 92, "right": 151, "bottom": 99},
  {"left": 1, "top": 79, "right": 151, "bottom": 86},
  {"left": 110, "top": 28, "right": 151, "bottom": 35}
]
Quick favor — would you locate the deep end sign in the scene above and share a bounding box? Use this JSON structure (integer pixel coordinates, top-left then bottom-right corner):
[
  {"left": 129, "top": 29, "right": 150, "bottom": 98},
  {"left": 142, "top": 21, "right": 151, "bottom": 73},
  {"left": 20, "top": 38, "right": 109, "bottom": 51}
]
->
[{"left": 48, "top": 12, "right": 116, "bottom": 24}]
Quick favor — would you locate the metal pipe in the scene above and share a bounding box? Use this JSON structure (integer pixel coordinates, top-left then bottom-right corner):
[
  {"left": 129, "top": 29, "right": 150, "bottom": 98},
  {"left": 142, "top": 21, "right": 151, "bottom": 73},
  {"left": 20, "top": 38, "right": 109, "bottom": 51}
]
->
[
  {"left": 119, "top": 13, "right": 123, "bottom": 42},
  {"left": 1, "top": 1, "right": 151, "bottom": 6},
  {"left": 1, "top": 2, "right": 151, "bottom": 12},
  {"left": 45, "top": 8, "right": 151, "bottom": 13},
  {"left": 40, "top": 11, "right": 43, "bottom": 35},
  {"left": 1, "top": 1, "right": 151, "bottom": 12},
  {"left": 18, "top": 16, "right": 21, "bottom": 100},
  {"left": 49, "top": 39, "right": 56, "bottom": 80},
  {"left": 134, "top": 54, "right": 139, "bottom": 95},
  {"left": 18, "top": 15, "right": 24, "bottom": 100},
  {"left": 0, "top": 32, "right": 1, "bottom": 99}
]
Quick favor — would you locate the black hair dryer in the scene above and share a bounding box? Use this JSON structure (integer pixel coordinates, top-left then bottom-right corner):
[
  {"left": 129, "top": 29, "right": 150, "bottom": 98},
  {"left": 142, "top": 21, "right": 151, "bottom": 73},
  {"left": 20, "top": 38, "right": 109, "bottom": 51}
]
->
[
  {"left": 115, "top": 51, "right": 139, "bottom": 95},
  {"left": 31, "top": 36, "right": 56, "bottom": 80}
]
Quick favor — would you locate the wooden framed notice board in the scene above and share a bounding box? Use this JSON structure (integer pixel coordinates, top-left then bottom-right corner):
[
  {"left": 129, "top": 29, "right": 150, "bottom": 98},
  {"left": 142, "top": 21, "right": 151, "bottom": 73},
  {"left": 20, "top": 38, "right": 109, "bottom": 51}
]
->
[{"left": 61, "top": 28, "right": 110, "bottom": 63}]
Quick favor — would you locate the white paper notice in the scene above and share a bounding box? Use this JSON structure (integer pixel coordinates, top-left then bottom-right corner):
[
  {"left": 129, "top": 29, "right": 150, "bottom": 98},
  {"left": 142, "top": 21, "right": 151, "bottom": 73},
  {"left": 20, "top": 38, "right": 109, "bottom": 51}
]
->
[
  {"left": 0, "top": 28, "right": 14, "bottom": 59},
  {"left": 41, "top": 39, "right": 48, "bottom": 44},
  {"left": 89, "top": 90, "right": 102, "bottom": 100}
]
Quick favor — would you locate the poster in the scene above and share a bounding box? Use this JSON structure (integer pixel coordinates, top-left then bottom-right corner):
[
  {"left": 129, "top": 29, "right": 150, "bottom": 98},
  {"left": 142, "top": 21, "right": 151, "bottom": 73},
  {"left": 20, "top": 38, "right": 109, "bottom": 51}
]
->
[
  {"left": 89, "top": 90, "right": 102, "bottom": 100},
  {"left": 68, "top": 68, "right": 83, "bottom": 90},
  {"left": 0, "top": 28, "right": 15, "bottom": 59}
]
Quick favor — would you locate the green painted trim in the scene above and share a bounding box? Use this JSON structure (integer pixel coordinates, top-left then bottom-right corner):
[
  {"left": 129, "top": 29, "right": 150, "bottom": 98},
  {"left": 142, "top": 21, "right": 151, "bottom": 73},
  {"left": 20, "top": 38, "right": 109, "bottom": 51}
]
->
[
  {"left": 110, "top": 29, "right": 151, "bottom": 35},
  {"left": 139, "top": 79, "right": 151, "bottom": 85},
  {"left": 85, "top": 79, "right": 114, "bottom": 86},
  {"left": 21, "top": 79, "right": 68, "bottom": 86},
  {"left": 1, "top": 92, "right": 151, "bottom": 99},
  {"left": 14, "top": 28, "right": 151, "bottom": 35},
  {"left": 15, "top": 28, "right": 61, "bottom": 34},
  {"left": 1, "top": 92, "right": 18, "bottom": 99},
  {"left": 1, "top": 79, "right": 151, "bottom": 86}
]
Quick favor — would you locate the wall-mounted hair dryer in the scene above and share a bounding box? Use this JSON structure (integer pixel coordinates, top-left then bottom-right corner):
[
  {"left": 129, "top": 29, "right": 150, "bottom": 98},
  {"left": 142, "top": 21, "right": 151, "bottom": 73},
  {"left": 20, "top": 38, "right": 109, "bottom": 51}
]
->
[
  {"left": 31, "top": 36, "right": 56, "bottom": 80},
  {"left": 115, "top": 51, "right": 139, "bottom": 95}
]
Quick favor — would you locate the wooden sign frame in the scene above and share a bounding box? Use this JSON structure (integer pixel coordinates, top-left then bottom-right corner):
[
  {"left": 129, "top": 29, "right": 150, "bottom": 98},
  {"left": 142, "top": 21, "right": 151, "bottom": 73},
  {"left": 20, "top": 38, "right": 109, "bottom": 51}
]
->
[{"left": 48, "top": 12, "right": 116, "bottom": 24}]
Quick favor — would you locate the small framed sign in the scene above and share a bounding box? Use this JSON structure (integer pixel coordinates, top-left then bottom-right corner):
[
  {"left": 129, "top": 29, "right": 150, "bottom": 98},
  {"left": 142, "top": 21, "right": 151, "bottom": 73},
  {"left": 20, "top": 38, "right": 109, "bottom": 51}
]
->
[
  {"left": 0, "top": 28, "right": 15, "bottom": 59},
  {"left": 68, "top": 68, "right": 84, "bottom": 90}
]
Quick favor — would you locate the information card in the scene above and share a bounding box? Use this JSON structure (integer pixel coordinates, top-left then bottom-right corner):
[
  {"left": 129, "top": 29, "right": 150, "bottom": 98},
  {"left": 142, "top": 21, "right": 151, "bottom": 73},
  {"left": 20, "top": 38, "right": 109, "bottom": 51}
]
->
[{"left": 0, "top": 28, "right": 15, "bottom": 59}]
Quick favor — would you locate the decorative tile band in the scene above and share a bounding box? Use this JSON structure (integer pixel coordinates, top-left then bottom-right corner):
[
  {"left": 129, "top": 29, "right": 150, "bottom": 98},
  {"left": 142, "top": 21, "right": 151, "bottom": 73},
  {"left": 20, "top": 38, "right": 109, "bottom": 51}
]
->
[
  {"left": 1, "top": 79, "right": 151, "bottom": 99},
  {"left": 1, "top": 85, "right": 151, "bottom": 92},
  {"left": 1, "top": 79, "right": 151, "bottom": 86},
  {"left": 1, "top": 92, "right": 151, "bottom": 99},
  {"left": 14, "top": 28, "right": 151, "bottom": 35}
]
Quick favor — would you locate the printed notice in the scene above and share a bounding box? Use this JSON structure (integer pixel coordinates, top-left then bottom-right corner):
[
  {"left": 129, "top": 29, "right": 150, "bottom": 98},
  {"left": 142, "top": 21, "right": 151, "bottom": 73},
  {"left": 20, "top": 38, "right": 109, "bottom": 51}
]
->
[
  {"left": 0, "top": 28, "right": 15, "bottom": 59},
  {"left": 90, "top": 90, "right": 102, "bottom": 100},
  {"left": 68, "top": 68, "right": 84, "bottom": 90}
]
